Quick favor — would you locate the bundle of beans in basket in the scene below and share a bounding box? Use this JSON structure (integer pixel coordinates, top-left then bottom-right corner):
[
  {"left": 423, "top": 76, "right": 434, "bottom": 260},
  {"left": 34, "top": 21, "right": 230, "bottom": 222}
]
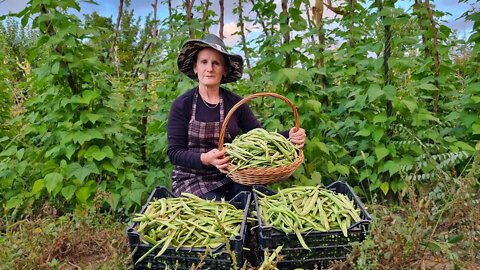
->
[
  {"left": 255, "top": 185, "right": 361, "bottom": 250},
  {"left": 131, "top": 193, "right": 249, "bottom": 263},
  {"left": 224, "top": 128, "right": 298, "bottom": 173}
]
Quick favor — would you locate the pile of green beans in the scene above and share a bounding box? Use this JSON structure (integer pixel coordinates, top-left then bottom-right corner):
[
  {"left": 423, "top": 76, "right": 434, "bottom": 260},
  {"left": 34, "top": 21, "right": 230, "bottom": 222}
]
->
[
  {"left": 131, "top": 193, "right": 249, "bottom": 264},
  {"left": 255, "top": 186, "right": 361, "bottom": 250},
  {"left": 224, "top": 128, "right": 298, "bottom": 172}
]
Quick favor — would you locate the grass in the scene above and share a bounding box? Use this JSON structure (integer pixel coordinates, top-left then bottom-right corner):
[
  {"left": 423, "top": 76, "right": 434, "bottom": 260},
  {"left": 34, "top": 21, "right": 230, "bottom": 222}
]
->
[{"left": 0, "top": 206, "right": 131, "bottom": 270}]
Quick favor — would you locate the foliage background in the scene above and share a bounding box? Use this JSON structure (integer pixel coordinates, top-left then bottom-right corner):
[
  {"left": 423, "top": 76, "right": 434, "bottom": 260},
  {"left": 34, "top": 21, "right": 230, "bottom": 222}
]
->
[{"left": 0, "top": 0, "right": 479, "bottom": 269}]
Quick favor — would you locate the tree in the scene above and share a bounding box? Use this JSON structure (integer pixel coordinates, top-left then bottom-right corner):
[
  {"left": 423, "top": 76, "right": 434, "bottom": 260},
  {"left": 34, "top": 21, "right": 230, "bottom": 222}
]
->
[{"left": 83, "top": 12, "right": 115, "bottom": 63}]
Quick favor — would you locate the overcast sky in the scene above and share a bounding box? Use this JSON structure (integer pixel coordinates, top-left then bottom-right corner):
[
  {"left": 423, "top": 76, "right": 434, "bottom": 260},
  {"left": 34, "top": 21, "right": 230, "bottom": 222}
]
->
[{"left": 0, "top": 0, "right": 477, "bottom": 45}]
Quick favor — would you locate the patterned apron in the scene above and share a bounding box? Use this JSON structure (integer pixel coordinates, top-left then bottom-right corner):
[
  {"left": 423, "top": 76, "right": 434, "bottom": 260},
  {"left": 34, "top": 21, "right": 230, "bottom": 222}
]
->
[{"left": 171, "top": 89, "right": 232, "bottom": 196}]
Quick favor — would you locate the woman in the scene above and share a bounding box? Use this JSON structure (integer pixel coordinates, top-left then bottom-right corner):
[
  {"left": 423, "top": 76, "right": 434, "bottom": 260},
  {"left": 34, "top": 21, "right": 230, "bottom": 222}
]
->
[{"left": 167, "top": 33, "right": 306, "bottom": 200}]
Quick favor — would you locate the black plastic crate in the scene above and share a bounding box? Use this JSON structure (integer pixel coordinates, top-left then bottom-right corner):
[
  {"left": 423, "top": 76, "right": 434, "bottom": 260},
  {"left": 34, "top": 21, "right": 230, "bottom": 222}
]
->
[
  {"left": 253, "top": 181, "right": 372, "bottom": 270},
  {"left": 127, "top": 187, "right": 251, "bottom": 270}
]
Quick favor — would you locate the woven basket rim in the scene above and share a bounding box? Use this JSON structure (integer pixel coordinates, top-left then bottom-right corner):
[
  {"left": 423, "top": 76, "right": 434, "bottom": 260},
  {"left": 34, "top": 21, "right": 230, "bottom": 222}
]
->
[{"left": 218, "top": 92, "right": 303, "bottom": 185}]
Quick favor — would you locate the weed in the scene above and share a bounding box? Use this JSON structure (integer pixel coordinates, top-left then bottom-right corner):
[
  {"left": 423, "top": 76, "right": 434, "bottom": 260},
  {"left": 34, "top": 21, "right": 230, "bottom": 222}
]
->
[{"left": 0, "top": 208, "right": 130, "bottom": 270}]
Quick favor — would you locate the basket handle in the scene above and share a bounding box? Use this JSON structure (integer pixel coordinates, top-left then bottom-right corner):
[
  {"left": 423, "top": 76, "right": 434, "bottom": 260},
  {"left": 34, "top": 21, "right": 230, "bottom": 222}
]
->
[{"left": 218, "top": 92, "right": 300, "bottom": 151}]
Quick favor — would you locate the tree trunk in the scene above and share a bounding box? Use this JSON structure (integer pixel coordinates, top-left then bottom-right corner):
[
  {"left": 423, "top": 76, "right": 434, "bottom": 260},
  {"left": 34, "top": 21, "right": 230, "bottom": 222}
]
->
[
  {"left": 202, "top": 0, "right": 211, "bottom": 34},
  {"left": 414, "top": 0, "right": 430, "bottom": 57},
  {"left": 376, "top": 0, "right": 393, "bottom": 119},
  {"left": 313, "top": 0, "right": 325, "bottom": 57},
  {"left": 425, "top": 0, "right": 440, "bottom": 114},
  {"left": 237, "top": 0, "right": 253, "bottom": 81},
  {"left": 281, "top": 0, "right": 291, "bottom": 68},
  {"left": 110, "top": 0, "right": 124, "bottom": 76},
  {"left": 249, "top": 0, "right": 269, "bottom": 37},
  {"left": 219, "top": 0, "right": 225, "bottom": 39},
  {"left": 111, "top": 0, "right": 124, "bottom": 54},
  {"left": 185, "top": 0, "right": 196, "bottom": 38},
  {"left": 168, "top": 0, "right": 173, "bottom": 35},
  {"left": 313, "top": 0, "right": 327, "bottom": 99},
  {"left": 324, "top": 0, "right": 345, "bottom": 15},
  {"left": 305, "top": 0, "right": 316, "bottom": 45},
  {"left": 348, "top": 0, "right": 356, "bottom": 47},
  {"left": 140, "top": 0, "right": 159, "bottom": 162},
  {"left": 39, "top": 4, "right": 79, "bottom": 95}
]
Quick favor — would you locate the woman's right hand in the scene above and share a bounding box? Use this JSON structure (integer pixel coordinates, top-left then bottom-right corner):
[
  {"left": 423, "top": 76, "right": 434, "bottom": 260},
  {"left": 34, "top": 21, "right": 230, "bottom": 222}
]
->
[{"left": 200, "top": 149, "right": 230, "bottom": 173}]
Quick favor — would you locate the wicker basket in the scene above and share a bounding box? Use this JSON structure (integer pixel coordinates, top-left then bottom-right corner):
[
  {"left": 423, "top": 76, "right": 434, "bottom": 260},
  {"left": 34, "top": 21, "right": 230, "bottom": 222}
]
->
[{"left": 218, "top": 92, "right": 304, "bottom": 185}]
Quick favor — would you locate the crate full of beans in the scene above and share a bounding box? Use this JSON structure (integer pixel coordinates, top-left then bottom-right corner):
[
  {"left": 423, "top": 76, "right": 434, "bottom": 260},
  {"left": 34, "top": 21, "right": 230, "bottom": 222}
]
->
[
  {"left": 127, "top": 187, "right": 252, "bottom": 270},
  {"left": 253, "top": 181, "right": 372, "bottom": 269}
]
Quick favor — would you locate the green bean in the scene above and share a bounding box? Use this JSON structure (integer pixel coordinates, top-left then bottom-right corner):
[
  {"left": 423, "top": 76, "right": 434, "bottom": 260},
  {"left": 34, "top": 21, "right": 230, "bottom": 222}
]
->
[
  {"left": 255, "top": 185, "right": 363, "bottom": 249},
  {"left": 224, "top": 128, "right": 299, "bottom": 172},
  {"left": 131, "top": 194, "right": 246, "bottom": 264}
]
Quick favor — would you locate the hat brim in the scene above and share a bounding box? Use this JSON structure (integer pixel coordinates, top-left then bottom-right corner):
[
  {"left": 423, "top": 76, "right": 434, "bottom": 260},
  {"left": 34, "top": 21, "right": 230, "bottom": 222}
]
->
[{"left": 177, "top": 39, "right": 244, "bottom": 84}]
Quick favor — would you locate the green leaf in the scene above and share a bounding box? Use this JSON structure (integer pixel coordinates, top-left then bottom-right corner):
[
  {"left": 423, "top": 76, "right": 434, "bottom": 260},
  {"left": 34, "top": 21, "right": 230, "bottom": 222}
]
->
[
  {"left": 383, "top": 85, "right": 396, "bottom": 100},
  {"left": 418, "top": 109, "right": 441, "bottom": 123},
  {"left": 84, "top": 145, "right": 104, "bottom": 161},
  {"left": 84, "top": 161, "right": 100, "bottom": 174},
  {"left": 310, "top": 171, "right": 322, "bottom": 184},
  {"left": 453, "top": 142, "right": 475, "bottom": 152},
  {"left": 16, "top": 161, "right": 27, "bottom": 175},
  {"left": 75, "top": 186, "right": 92, "bottom": 203},
  {"left": 461, "top": 113, "right": 478, "bottom": 127},
  {"left": 92, "top": 150, "right": 107, "bottom": 161},
  {"left": 0, "top": 146, "right": 17, "bottom": 157},
  {"left": 373, "top": 113, "right": 388, "bottom": 123},
  {"left": 345, "top": 67, "right": 356, "bottom": 76},
  {"left": 281, "top": 68, "right": 302, "bottom": 82},
  {"left": 81, "top": 90, "right": 101, "bottom": 104},
  {"left": 421, "top": 241, "right": 442, "bottom": 252},
  {"left": 84, "top": 146, "right": 113, "bottom": 162},
  {"left": 16, "top": 148, "right": 25, "bottom": 160},
  {"left": 65, "top": 145, "right": 76, "bottom": 160},
  {"left": 383, "top": 160, "right": 400, "bottom": 175},
  {"left": 32, "top": 179, "right": 45, "bottom": 194},
  {"left": 75, "top": 167, "right": 93, "bottom": 182},
  {"left": 123, "top": 124, "right": 141, "bottom": 133},
  {"left": 335, "top": 164, "right": 350, "bottom": 175},
  {"left": 102, "top": 146, "right": 114, "bottom": 159},
  {"left": 399, "top": 99, "right": 417, "bottom": 112},
  {"left": 367, "top": 84, "right": 383, "bottom": 102},
  {"left": 366, "top": 156, "right": 375, "bottom": 167},
  {"left": 305, "top": 99, "right": 322, "bottom": 113},
  {"left": 109, "top": 193, "right": 121, "bottom": 210},
  {"left": 313, "top": 141, "right": 330, "bottom": 154},
  {"left": 102, "top": 161, "right": 118, "bottom": 174},
  {"left": 130, "top": 189, "right": 144, "bottom": 205},
  {"left": 45, "top": 146, "right": 61, "bottom": 158},
  {"left": 5, "top": 196, "right": 23, "bottom": 210},
  {"left": 45, "top": 172, "right": 63, "bottom": 194},
  {"left": 355, "top": 129, "right": 371, "bottom": 137},
  {"left": 72, "top": 129, "right": 104, "bottom": 145},
  {"left": 61, "top": 185, "right": 77, "bottom": 201},
  {"left": 81, "top": 112, "right": 103, "bottom": 124},
  {"left": 67, "top": 162, "right": 81, "bottom": 178},
  {"left": 472, "top": 123, "right": 480, "bottom": 135},
  {"left": 380, "top": 182, "right": 389, "bottom": 195},
  {"left": 418, "top": 83, "right": 437, "bottom": 91},
  {"left": 375, "top": 145, "right": 389, "bottom": 161},
  {"left": 448, "top": 234, "right": 463, "bottom": 244},
  {"left": 372, "top": 129, "right": 385, "bottom": 143},
  {"left": 51, "top": 61, "right": 60, "bottom": 74}
]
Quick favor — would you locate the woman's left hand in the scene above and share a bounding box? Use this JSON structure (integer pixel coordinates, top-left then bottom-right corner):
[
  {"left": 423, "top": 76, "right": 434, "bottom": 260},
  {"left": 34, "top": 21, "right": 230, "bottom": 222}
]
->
[{"left": 289, "top": 127, "right": 306, "bottom": 149}]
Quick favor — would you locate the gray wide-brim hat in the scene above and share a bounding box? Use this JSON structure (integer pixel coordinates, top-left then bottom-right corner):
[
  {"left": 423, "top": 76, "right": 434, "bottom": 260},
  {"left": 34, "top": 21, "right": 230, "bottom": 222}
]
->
[{"left": 177, "top": 34, "right": 244, "bottom": 84}]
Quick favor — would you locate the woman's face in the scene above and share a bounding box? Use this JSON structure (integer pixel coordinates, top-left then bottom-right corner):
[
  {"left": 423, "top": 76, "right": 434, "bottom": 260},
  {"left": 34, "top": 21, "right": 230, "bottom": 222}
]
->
[{"left": 193, "top": 48, "right": 227, "bottom": 88}]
